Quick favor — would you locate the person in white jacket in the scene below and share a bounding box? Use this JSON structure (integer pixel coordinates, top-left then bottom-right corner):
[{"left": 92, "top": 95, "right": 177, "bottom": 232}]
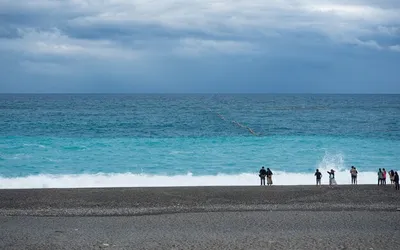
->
[{"left": 327, "top": 169, "right": 336, "bottom": 185}]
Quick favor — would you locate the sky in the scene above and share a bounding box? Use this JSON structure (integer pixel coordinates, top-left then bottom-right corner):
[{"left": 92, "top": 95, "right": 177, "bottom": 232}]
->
[{"left": 0, "top": 0, "right": 399, "bottom": 93}]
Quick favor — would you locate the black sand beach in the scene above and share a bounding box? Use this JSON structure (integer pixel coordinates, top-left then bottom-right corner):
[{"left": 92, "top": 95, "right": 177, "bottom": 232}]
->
[{"left": 1, "top": 185, "right": 399, "bottom": 249}]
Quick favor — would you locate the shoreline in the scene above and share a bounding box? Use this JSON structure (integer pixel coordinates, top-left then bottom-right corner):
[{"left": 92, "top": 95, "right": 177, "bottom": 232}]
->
[
  {"left": 1, "top": 185, "right": 399, "bottom": 216},
  {"left": 0, "top": 171, "right": 387, "bottom": 189}
]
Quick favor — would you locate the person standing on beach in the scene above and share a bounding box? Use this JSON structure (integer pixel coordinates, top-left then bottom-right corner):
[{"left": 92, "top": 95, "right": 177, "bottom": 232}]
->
[
  {"left": 389, "top": 170, "right": 395, "bottom": 184},
  {"left": 350, "top": 166, "right": 358, "bottom": 185},
  {"left": 382, "top": 168, "right": 387, "bottom": 185},
  {"left": 266, "top": 168, "right": 273, "bottom": 186},
  {"left": 378, "top": 168, "right": 383, "bottom": 185},
  {"left": 259, "top": 166, "right": 267, "bottom": 186},
  {"left": 394, "top": 172, "right": 399, "bottom": 190},
  {"left": 327, "top": 169, "right": 336, "bottom": 185},
  {"left": 314, "top": 169, "right": 322, "bottom": 186}
]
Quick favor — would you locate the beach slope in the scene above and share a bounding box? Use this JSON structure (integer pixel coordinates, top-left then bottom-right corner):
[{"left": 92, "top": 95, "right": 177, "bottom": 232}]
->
[{"left": 0, "top": 185, "right": 399, "bottom": 249}]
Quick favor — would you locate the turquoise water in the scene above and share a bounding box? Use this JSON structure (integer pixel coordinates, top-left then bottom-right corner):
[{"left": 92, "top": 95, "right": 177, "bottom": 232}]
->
[{"left": 0, "top": 94, "right": 399, "bottom": 188}]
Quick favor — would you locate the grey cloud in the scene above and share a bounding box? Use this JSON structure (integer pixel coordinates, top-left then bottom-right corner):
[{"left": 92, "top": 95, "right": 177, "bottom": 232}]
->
[
  {"left": 0, "top": 0, "right": 399, "bottom": 93},
  {"left": 0, "top": 25, "right": 21, "bottom": 39},
  {"left": 1, "top": 0, "right": 399, "bottom": 54}
]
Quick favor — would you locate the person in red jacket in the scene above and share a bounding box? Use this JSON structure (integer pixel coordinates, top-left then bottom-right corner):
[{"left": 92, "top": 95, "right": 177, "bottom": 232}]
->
[{"left": 382, "top": 168, "right": 387, "bottom": 185}]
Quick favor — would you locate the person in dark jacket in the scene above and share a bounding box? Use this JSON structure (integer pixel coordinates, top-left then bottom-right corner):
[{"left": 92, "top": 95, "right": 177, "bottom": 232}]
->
[
  {"left": 394, "top": 172, "right": 399, "bottom": 190},
  {"left": 259, "top": 166, "right": 267, "bottom": 186},
  {"left": 389, "top": 170, "right": 395, "bottom": 184},
  {"left": 315, "top": 169, "right": 322, "bottom": 186}
]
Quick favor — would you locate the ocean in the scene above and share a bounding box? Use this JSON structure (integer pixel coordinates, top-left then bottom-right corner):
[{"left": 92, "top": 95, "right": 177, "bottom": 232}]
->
[{"left": 0, "top": 94, "right": 399, "bottom": 188}]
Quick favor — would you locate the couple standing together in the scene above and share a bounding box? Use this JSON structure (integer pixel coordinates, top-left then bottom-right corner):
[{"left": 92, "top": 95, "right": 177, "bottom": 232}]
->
[
  {"left": 315, "top": 169, "right": 337, "bottom": 186},
  {"left": 259, "top": 167, "right": 273, "bottom": 186}
]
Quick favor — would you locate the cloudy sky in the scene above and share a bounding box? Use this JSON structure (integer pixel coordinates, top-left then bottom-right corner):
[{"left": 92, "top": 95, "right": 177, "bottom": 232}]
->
[{"left": 0, "top": 0, "right": 399, "bottom": 93}]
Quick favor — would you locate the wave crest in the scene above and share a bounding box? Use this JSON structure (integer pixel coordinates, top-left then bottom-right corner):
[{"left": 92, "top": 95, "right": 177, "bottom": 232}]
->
[{"left": 0, "top": 170, "right": 379, "bottom": 189}]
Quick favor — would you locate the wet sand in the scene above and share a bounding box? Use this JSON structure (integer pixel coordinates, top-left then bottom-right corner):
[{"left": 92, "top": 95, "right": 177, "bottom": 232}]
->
[{"left": 0, "top": 185, "right": 399, "bottom": 249}]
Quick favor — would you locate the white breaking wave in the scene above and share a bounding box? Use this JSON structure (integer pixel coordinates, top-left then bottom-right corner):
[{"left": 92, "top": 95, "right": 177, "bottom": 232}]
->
[
  {"left": 0, "top": 171, "right": 380, "bottom": 189},
  {"left": 0, "top": 152, "right": 389, "bottom": 189}
]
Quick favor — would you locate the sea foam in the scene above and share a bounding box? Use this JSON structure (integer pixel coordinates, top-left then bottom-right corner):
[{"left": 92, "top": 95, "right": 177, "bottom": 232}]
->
[{"left": 0, "top": 170, "right": 380, "bottom": 189}]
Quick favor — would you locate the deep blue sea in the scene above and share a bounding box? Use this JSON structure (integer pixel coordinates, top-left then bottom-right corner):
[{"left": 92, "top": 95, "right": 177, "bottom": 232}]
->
[{"left": 0, "top": 94, "right": 399, "bottom": 188}]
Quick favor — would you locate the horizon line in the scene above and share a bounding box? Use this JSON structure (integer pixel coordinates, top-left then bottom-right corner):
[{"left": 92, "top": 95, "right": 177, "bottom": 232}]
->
[{"left": 1, "top": 92, "right": 399, "bottom": 95}]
